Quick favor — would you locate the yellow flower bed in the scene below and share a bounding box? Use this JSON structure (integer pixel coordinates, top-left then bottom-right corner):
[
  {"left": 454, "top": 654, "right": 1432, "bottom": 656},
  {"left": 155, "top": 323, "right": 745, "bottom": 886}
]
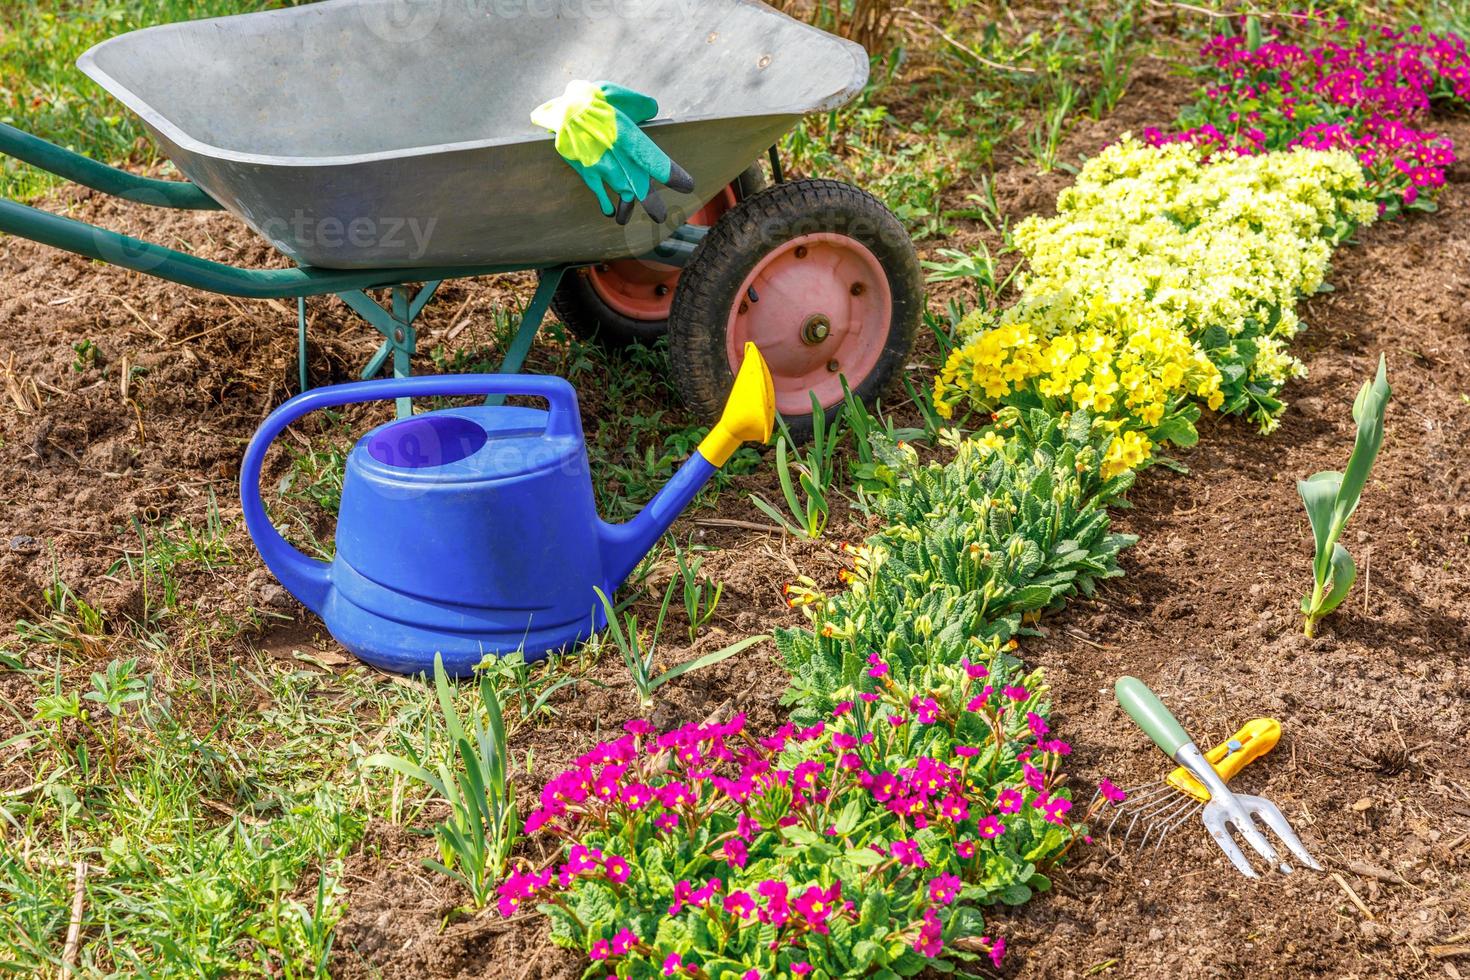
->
[{"left": 935, "top": 137, "right": 1378, "bottom": 469}]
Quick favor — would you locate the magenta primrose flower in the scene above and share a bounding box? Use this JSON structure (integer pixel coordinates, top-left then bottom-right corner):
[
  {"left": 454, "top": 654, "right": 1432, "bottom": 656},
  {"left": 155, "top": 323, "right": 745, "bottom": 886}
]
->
[
  {"left": 996, "top": 788, "right": 1024, "bottom": 814},
  {"left": 757, "top": 879, "right": 791, "bottom": 928},
  {"left": 867, "top": 653, "right": 889, "bottom": 677},
  {"left": 1041, "top": 794, "right": 1073, "bottom": 825},
  {"left": 978, "top": 815, "right": 1007, "bottom": 839},
  {"left": 890, "top": 838, "right": 928, "bottom": 868},
  {"left": 792, "top": 882, "right": 842, "bottom": 933},
  {"left": 960, "top": 656, "right": 989, "bottom": 680},
  {"left": 724, "top": 889, "right": 757, "bottom": 919},
  {"left": 722, "top": 837, "right": 749, "bottom": 868},
  {"left": 604, "top": 854, "right": 630, "bottom": 884},
  {"left": 914, "top": 907, "right": 944, "bottom": 957},
  {"left": 928, "top": 873, "right": 962, "bottom": 905},
  {"left": 1099, "top": 778, "right": 1128, "bottom": 803}
]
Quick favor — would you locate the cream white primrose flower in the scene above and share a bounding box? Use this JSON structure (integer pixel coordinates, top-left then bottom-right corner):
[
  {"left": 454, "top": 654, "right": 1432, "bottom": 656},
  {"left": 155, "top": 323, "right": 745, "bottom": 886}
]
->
[{"left": 943, "top": 136, "right": 1375, "bottom": 443}]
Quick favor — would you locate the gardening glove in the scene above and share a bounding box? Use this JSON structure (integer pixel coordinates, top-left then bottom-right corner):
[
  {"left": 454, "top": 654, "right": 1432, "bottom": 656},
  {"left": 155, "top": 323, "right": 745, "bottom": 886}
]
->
[{"left": 531, "top": 80, "right": 695, "bottom": 226}]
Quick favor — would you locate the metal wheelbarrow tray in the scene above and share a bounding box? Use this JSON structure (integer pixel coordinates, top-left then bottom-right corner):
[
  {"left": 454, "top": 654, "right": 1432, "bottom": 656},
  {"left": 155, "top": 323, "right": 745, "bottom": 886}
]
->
[
  {"left": 76, "top": 0, "right": 867, "bottom": 270},
  {"left": 0, "top": 0, "right": 922, "bottom": 431}
]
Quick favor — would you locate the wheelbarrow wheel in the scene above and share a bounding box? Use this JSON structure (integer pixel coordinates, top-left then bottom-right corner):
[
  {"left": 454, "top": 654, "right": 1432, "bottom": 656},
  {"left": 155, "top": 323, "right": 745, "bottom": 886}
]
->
[
  {"left": 546, "top": 164, "right": 768, "bottom": 349},
  {"left": 667, "top": 178, "right": 922, "bottom": 442}
]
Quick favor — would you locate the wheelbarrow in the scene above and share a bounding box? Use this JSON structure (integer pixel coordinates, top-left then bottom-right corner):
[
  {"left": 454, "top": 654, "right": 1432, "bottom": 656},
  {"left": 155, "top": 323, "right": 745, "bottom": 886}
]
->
[{"left": 0, "top": 0, "right": 923, "bottom": 431}]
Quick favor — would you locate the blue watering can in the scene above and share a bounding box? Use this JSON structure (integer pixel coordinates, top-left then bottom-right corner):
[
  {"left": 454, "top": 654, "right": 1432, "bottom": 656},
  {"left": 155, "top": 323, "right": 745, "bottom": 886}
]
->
[{"left": 241, "top": 344, "right": 774, "bottom": 676}]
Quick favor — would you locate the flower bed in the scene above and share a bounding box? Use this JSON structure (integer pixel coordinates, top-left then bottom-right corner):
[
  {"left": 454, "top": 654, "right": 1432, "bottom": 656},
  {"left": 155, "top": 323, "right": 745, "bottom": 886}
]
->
[
  {"left": 510, "top": 653, "right": 1111, "bottom": 977},
  {"left": 936, "top": 139, "right": 1378, "bottom": 437},
  {"left": 501, "top": 14, "right": 1470, "bottom": 978},
  {"left": 1143, "top": 16, "right": 1467, "bottom": 214}
]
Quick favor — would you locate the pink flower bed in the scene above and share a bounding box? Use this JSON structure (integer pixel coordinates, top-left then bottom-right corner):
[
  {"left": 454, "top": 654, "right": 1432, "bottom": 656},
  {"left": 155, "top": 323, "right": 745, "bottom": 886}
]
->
[{"left": 1143, "top": 16, "right": 1469, "bottom": 212}]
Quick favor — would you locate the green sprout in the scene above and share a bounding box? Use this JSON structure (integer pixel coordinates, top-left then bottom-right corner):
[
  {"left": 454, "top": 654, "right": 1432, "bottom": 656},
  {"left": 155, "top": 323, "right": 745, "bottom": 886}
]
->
[{"left": 1299, "top": 355, "right": 1391, "bottom": 637}]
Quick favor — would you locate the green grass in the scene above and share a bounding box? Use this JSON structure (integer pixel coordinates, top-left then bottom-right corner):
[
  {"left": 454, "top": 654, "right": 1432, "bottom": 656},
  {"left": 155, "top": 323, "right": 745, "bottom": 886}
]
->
[{"left": 0, "top": 0, "right": 300, "bottom": 200}]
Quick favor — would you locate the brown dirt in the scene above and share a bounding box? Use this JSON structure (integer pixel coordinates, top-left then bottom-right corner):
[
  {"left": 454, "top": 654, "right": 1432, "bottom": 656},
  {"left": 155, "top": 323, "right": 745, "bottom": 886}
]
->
[{"left": 2, "top": 35, "right": 1467, "bottom": 980}]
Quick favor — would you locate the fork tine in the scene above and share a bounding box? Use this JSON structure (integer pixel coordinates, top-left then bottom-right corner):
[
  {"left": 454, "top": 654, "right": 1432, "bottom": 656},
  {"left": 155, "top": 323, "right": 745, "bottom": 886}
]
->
[
  {"left": 1232, "top": 809, "right": 1288, "bottom": 874},
  {"left": 1206, "top": 817, "right": 1259, "bottom": 878},
  {"left": 1252, "top": 800, "right": 1323, "bottom": 871}
]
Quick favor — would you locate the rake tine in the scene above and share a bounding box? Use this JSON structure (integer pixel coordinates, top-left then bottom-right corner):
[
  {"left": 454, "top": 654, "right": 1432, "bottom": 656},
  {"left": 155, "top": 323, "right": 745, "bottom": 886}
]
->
[
  {"left": 1137, "top": 795, "right": 1191, "bottom": 848},
  {"left": 1153, "top": 801, "right": 1200, "bottom": 850},
  {"left": 1123, "top": 799, "right": 1170, "bottom": 844},
  {"left": 1147, "top": 798, "right": 1199, "bottom": 850},
  {"left": 1106, "top": 784, "right": 1170, "bottom": 837},
  {"left": 1253, "top": 800, "right": 1323, "bottom": 872}
]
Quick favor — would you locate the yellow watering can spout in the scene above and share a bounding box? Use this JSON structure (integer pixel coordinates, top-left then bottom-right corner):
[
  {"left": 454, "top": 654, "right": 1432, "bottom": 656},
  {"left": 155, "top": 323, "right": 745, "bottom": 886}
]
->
[
  {"left": 698, "top": 342, "right": 776, "bottom": 467},
  {"left": 598, "top": 343, "right": 776, "bottom": 589}
]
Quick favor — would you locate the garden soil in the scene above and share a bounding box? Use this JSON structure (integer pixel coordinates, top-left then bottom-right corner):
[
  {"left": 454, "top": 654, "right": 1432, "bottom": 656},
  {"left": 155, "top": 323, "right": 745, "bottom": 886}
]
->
[{"left": 1, "top": 55, "right": 1467, "bottom": 980}]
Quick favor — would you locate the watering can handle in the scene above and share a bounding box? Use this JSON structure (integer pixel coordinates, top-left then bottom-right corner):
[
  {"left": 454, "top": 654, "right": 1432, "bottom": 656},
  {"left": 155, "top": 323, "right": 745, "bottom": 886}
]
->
[{"left": 240, "top": 375, "right": 583, "bottom": 612}]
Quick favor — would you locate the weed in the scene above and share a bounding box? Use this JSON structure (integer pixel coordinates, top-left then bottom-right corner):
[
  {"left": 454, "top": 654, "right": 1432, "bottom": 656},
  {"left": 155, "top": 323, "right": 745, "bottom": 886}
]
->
[
  {"left": 364, "top": 654, "right": 518, "bottom": 910},
  {"left": 110, "top": 494, "right": 234, "bottom": 622},
  {"left": 70, "top": 339, "right": 99, "bottom": 372},
  {"left": 1078, "top": 0, "right": 1141, "bottom": 118},
  {"left": 1027, "top": 76, "right": 1079, "bottom": 173},
  {"left": 474, "top": 651, "right": 582, "bottom": 728},
  {"left": 672, "top": 540, "right": 724, "bottom": 642},
  {"left": 15, "top": 564, "right": 107, "bottom": 658},
  {"left": 593, "top": 587, "right": 766, "bottom": 712},
  {"left": 922, "top": 244, "right": 998, "bottom": 307},
  {"left": 840, "top": 378, "right": 924, "bottom": 492},
  {"left": 749, "top": 394, "right": 842, "bottom": 539}
]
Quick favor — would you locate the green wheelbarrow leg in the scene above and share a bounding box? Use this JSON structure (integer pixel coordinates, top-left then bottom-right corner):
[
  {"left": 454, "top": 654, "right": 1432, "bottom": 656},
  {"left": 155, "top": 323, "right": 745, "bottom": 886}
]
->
[
  {"left": 487, "top": 266, "right": 566, "bottom": 407},
  {"left": 297, "top": 298, "right": 310, "bottom": 394},
  {"left": 339, "top": 282, "right": 442, "bottom": 418}
]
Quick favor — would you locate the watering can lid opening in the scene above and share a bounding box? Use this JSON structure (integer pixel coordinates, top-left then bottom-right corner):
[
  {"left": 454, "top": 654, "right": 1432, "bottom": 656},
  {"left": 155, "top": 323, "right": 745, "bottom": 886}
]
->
[{"left": 357, "top": 406, "right": 581, "bottom": 482}]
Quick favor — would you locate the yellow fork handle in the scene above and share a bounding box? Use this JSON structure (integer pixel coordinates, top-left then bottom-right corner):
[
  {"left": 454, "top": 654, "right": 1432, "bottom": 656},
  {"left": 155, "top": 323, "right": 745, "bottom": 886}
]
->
[{"left": 1165, "top": 718, "right": 1280, "bottom": 803}]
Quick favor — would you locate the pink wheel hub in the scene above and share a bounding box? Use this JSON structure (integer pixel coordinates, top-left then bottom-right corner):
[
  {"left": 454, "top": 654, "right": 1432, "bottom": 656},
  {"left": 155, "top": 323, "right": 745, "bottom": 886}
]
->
[
  {"left": 725, "top": 233, "right": 891, "bottom": 415},
  {"left": 586, "top": 187, "right": 739, "bottom": 321}
]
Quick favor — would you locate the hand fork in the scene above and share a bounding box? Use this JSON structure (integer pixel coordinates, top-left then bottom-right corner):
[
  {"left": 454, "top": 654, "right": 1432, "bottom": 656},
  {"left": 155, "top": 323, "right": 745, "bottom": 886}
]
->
[{"left": 1114, "top": 677, "right": 1322, "bottom": 879}]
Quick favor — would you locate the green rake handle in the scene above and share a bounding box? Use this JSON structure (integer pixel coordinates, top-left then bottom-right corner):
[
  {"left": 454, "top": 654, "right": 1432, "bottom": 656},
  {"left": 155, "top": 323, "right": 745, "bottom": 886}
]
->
[{"left": 1115, "top": 676, "right": 1191, "bottom": 757}]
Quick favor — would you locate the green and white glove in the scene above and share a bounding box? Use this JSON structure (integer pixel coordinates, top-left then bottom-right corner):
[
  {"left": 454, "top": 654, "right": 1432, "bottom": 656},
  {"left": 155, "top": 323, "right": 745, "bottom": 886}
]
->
[{"left": 531, "top": 80, "right": 695, "bottom": 225}]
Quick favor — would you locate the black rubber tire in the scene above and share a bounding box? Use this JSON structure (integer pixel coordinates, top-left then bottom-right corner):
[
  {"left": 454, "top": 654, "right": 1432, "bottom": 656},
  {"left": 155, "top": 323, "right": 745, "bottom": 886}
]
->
[
  {"left": 547, "top": 164, "right": 769, "bottom": 349},
  {"left": 666, "top": 178, "right": 923, "bottom": 443}
]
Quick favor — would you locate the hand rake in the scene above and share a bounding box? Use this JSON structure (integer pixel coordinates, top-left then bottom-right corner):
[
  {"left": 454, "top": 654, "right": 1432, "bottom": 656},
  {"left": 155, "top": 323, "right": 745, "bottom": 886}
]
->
[
  {"left": 1114, "top": 677, "right": 1322, "bottom": 879},
  {"left": 1103, "top": 717, "right": 1280, "bottom": 849}
]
